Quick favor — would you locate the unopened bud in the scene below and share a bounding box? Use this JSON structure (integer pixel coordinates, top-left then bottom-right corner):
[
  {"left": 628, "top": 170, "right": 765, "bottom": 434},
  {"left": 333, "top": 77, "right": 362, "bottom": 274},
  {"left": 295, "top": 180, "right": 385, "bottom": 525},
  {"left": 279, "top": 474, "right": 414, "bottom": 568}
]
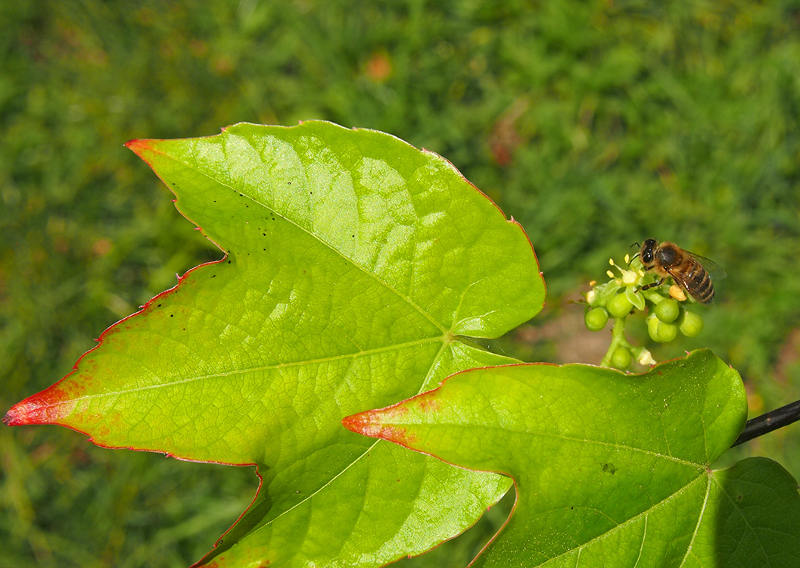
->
[
  {"left": 608, "top": 292, "right": 634, "bottom": 318},
  {"left": 584, "top": 307, "right": 609, "bottom": 331},
  {"left": 611, "top": 346, "right": 632, "bottom": 369},
  {"left": 679, "top": 310, "right": 704, "bottom": 337}
]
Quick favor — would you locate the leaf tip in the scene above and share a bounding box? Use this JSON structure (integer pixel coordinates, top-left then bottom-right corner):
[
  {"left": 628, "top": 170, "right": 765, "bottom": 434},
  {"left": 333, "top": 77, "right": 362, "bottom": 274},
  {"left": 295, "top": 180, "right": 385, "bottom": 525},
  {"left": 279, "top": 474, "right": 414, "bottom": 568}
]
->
[
  {"left": 124, "top": 138, "right": 155, "bottom": 158},
  {"left": 341, "top": 410, "right": 379, "bottom": 436},
  {"left": 3, "top": 384, "right": 74, "bottom": 426},
  {"left": 342, "top": 409, "right": 415, "bottom": 446}
]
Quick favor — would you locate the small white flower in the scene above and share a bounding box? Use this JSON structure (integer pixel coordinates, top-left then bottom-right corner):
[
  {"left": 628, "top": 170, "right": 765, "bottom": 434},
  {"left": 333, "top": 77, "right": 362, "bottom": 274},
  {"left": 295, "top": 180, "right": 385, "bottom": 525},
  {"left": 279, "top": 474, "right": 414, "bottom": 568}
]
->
[
  {"left": 638, "top": 349, "right": 656, "bottom": 366},
  {"left": 621, "top": 269, "right": 638, "bottom": 285}
]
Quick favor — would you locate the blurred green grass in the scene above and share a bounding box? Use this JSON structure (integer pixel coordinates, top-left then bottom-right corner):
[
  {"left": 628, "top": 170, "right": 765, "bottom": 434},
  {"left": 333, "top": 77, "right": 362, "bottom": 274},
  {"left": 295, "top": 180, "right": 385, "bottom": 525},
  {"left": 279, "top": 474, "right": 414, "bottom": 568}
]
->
[{"left": 1, "top": 1, "right": 798, "bottom": 566}]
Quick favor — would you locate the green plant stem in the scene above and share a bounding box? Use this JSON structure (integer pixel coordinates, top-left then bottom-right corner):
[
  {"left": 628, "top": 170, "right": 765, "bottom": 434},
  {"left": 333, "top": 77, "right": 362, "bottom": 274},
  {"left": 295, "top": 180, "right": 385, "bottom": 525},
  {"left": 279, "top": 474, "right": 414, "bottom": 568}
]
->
[
  {"left": 642, "top": 290, "right": 664, "bottom": 304},
  {"left": 601, "top": 317, "right": 629, "bottom": 367}
]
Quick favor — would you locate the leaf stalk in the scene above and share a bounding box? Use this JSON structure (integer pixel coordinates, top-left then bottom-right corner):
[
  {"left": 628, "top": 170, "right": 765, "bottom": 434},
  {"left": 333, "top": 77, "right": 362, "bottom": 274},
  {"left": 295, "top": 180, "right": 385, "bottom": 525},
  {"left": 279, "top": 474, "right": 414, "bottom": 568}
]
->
[{"left": 732, "top": 400, "right": 800, "bottom": 446}]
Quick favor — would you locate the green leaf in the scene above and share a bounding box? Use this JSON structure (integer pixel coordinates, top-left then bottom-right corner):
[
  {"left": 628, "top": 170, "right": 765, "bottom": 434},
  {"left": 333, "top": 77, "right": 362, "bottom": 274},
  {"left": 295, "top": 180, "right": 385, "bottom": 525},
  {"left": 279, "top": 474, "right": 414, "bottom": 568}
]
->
[
  {"left": 4, "top": 122, "right": 544, "bottom": 566},
  {"left": 344, "top": 350, "right": 800, "bottom": 566},
  {"left": 687, "top": 457, "right": 800, "bottom": 567}
]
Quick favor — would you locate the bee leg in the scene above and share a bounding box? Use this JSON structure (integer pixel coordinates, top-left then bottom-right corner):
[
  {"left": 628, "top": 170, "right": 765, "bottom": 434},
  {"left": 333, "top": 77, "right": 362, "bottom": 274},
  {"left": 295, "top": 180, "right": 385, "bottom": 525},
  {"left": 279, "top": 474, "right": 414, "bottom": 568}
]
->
[{"left": 639, "top": 278, "right": 664, "bottom": 292}]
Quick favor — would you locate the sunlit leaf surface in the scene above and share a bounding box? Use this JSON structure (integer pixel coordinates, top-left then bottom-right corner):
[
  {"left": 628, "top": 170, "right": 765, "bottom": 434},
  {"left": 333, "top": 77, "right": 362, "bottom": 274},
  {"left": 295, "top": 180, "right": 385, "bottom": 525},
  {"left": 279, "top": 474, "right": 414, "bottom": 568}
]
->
[
  {"left": 5, "top": 122, "right": 544, "bottom": 566},
  {"left": 345, "top": 350, "right": 800, "bottom": 567}
]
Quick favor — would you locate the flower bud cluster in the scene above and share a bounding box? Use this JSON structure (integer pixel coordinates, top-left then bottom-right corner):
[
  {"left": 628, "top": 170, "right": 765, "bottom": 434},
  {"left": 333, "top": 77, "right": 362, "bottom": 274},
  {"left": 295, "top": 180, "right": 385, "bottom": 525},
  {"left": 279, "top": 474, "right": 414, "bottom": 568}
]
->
[{"left": 584, "top": 254, "right": 705, "bottom": 370}]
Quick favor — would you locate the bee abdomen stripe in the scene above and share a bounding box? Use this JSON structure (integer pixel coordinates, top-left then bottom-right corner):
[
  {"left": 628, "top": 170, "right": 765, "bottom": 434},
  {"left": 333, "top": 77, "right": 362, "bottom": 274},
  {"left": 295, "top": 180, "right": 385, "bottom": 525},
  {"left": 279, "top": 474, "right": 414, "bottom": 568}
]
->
[
  {"left": 695, "top": 272, "right": 714, "bottom": 302},
  {"left": 698, "top": 287, "right": 714, "bottom": 302}
]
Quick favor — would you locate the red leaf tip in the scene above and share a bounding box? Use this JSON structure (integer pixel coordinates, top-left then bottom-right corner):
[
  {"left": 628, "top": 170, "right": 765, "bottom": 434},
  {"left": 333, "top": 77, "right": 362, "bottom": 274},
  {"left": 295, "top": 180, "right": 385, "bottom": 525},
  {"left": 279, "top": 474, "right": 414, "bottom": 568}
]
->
[
  {"left": 342, "top": 409, "right": 415, "bottom": 446},
  {"left": 124, "top": 138, "right": 155, "bottom": 158},
  {"left": 3, "top": 385, "right": 74, "bottom": 426},
  {"left": 1, "top": 410, "right": 15, "bottom": 426},
  {"left": 342, "top": 410, "right": 378, "bottom": 436}
]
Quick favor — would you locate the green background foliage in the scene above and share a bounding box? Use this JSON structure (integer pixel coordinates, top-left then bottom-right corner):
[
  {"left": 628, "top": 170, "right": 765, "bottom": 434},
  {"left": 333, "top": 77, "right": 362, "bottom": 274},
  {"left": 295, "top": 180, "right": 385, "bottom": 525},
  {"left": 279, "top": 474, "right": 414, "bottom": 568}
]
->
[{"left": 1, "top": 1, "right": 798, "bottom": 566}]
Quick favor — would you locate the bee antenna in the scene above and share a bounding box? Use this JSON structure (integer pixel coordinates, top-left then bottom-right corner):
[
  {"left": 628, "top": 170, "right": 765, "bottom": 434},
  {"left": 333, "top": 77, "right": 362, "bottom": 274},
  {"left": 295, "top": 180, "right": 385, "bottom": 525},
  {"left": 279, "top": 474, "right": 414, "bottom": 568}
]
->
[{"left": 630, "top": 241, "right": 641, "bottom": 249}]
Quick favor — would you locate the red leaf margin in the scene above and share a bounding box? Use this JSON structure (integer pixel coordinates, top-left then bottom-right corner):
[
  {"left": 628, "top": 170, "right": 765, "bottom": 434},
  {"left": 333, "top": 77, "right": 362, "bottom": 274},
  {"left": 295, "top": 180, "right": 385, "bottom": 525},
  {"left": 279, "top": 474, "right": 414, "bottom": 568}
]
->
[
  {"left": 2, "top": 137, "right": 264, "bottom": 567},
  {"left": 4, "top": 123, "right": 547, "bottom": 567}
]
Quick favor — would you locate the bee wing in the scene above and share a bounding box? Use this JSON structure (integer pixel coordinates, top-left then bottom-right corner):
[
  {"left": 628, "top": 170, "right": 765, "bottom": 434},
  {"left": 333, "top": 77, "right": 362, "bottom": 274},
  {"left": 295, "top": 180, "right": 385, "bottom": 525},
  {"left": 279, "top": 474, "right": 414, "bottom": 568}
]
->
[
  {"left": 665, "top": 266, "right": 717, "bottom": 303},
  {"left": 685, "top": 251, "right": 727, "bottom": 281},
  {"left": 664, "top": 266, "right": 706, "bottom": 302}
]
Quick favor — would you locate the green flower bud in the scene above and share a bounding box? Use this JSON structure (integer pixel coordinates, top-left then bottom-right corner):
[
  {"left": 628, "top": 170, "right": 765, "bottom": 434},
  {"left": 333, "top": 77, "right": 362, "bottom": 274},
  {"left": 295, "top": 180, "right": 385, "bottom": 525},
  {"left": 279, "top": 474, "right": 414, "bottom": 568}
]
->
[
  {"left": 647, "top": 313, "right": 678, "bottom": 343},
  {"left": 584, "top": 306, "right": 609, "bottom": 331},
  {"left": 607, "top": 292, "right": 634, "bottom": 318},
  {"left": 654, "top": 298, "right": 680, "bottom": 323},
  {"left": 679, "top": 310, "right": 704, "bottom": 337},
  {"left": 611, "top": 346, "right": 632, "bottom": 369}
]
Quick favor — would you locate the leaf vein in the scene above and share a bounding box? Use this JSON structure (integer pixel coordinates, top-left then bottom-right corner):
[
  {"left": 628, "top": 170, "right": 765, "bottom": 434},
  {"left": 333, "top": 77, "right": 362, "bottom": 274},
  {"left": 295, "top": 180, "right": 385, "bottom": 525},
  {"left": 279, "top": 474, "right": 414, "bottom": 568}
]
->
[
  {"left": 678, "top": 472, "right": 712, "bottom": 567},
  {"left": 539, "top": 475, "right": 707, "bottom": 567},
  {"left": 711, "top": 472, "right": 772, "bottom": 563},
  {"left": 158, "top": 142, "right": 450, "bottom": 334},
  {"left": 251, "top": 340, "right": 454, "bottom": 537},
  {"left": 50, "top": 337, "right": 443, "bottom": 407}
]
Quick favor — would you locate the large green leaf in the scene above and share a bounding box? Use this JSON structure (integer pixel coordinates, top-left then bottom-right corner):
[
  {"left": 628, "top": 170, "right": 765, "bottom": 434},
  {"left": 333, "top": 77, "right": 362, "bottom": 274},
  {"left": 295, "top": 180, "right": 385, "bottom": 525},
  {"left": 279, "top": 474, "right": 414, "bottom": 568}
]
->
[
  {"left": 344, "top": 350, "right": 800, "bottom": 566},
  {"left": 4, "top": 122, "right": 544, "bottom": 566}
]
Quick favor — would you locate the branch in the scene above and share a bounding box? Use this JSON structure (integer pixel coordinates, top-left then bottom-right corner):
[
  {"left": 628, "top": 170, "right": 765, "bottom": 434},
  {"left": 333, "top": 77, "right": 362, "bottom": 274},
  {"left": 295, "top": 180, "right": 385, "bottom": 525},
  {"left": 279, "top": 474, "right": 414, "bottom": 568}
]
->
[{"left": 732, "top": 400, "right": 800, "bottom": 447}]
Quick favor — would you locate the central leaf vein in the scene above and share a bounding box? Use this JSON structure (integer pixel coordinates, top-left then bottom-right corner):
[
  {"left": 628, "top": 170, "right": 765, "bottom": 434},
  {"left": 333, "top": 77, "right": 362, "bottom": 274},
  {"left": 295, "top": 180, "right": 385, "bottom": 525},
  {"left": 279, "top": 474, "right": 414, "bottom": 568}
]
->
[
  {"left": 59, "top": 337, "right": 443, "bottom": 406},
  {"left": 678, "top": 473, "right": 712, "bottom": 567}
]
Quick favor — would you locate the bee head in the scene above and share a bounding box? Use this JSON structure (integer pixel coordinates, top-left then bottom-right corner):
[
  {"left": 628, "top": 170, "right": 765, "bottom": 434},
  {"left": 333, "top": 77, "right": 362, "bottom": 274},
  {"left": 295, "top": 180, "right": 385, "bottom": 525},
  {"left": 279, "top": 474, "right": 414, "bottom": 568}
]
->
[{"left": 640, "top": 239, "right": 657, "bottom": 265}]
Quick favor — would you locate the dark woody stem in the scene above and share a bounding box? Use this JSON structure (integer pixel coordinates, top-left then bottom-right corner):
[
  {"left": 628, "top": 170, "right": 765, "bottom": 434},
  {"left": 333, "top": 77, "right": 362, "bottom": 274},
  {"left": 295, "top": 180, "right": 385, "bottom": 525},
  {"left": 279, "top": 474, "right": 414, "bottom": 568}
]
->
[{"left": 732, "top": 400, "right": 800, "bottom": 447}]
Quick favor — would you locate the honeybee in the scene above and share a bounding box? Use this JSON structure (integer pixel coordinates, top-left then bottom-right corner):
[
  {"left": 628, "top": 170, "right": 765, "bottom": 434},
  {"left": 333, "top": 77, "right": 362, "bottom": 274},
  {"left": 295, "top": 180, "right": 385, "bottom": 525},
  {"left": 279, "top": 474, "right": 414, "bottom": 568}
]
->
[{"left": 638, "top": 239, "right": 715, "bottom": 303}]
